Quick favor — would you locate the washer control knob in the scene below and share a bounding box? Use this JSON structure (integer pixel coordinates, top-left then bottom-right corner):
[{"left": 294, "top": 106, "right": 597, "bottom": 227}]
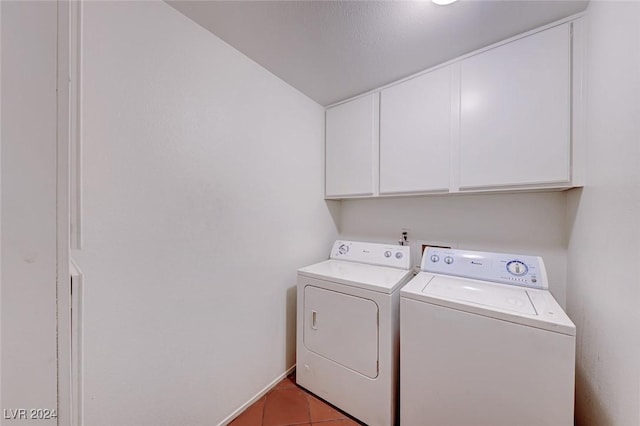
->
[
  {"left": 430, "top": 254, "right": 440, "bottom": 263},
  {"left": 338, "top": 244, "right": 349, "bottom": 255},
  {"left": 395, "top": 252, "right": 403, "bottom": 259},
  {"left": 384, "top": 251, "right": 392, "bottom": 258},
  {"left": 444, "top": 256, "right": 454, "bottom": 264},
  {"left": 507, "top": 260, "right": 528, "bottom": 276}
]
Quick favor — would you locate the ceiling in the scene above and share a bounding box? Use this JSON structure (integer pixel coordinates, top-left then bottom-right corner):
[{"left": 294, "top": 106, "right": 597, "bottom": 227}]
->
[{"left": 167, "top": 0, "right": 589, "bottom": 106}]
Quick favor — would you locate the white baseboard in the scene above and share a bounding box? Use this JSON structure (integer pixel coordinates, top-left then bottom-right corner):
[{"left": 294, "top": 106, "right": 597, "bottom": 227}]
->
[{"left": 218, "top": 365, "right": 296, "bottom": 426}]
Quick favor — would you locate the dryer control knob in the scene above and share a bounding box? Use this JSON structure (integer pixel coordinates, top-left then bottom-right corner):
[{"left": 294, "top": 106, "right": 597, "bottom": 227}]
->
[
  {"left": 444, "top": 256, "right": 454, "bottom": 264},
  {"left": 384, "top": 251, "right": 392, "bottom": 258},
  {"left": 430, "top": 255, "right": 440, "bottom": 262},
  {"left": 395, "top": 252, "right": 403, "bottom": 259}
]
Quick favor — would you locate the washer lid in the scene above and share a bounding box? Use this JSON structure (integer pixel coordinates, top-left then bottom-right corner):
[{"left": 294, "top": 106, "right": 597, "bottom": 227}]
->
[
  {"left": 298, "top": 260, "right": 413, "bottom": 294},
  {"left": 401, "top": 273, "right": 576, "bottom": 336},
  {"left": 425, "top": 275, "right": 537, "bottom": 315}
]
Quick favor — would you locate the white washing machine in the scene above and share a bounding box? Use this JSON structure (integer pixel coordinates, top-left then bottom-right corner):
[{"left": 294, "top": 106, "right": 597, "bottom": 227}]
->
[
  {"left": 400, "top": 247, "right": 576, "bottom": 426},
  {"left": 297, "top": 240, "right": 412, "bottom": 426}
]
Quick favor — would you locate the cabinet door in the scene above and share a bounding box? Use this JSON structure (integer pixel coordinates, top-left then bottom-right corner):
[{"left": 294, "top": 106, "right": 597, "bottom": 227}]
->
[
  {"left": 380, "top": 66, "right": 452, "bottom": 194},
  {"left": 459, "top": 24, "right": 571, "bottom": 189},
  {"left": 325, "top": 93, "right": 378, "bottom": 198}
]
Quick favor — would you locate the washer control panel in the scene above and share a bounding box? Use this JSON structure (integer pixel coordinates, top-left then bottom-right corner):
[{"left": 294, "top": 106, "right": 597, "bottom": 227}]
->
[
  {"left": 330, "top": 240, "right": 411, "bottom": 270},
  {"left": 421, "top": 247, "right": 547, "bottom": 289}
]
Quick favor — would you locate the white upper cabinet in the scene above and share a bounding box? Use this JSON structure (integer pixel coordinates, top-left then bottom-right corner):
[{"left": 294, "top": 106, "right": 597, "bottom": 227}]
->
[
  {"left": 458, "top": 23, "right": 571, "bottom": 189},
  {"left": 325, "top": 93, "right": 379, "bottom": 198},
  {"left": 324, "top": 17, "right": 584, "bottom": 199},
  {"left": 380, "top": 65, "right": 453, "bottom": 194}
]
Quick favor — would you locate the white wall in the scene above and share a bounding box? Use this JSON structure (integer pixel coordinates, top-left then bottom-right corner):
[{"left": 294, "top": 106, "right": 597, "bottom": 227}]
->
[
  {"left": 339, "top": 191, "right": 569, "bottom": 305},
  {"left": 1, "top": 2, "right": 58, "bottom": 424},
  {"left": 72, "top": 1, "right": 337, "bottom": 425},
  {"left": 566, "top": 2, "right": 640, "bottom": 425}
]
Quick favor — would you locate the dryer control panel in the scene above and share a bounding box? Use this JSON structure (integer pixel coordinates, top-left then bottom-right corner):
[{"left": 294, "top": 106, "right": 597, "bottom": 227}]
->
[
  {"left": 421, "top": 247, "right": 548, "bottom": 289},
  {"left": 330, "top": 240, "right": 411, "bottom": 270}
]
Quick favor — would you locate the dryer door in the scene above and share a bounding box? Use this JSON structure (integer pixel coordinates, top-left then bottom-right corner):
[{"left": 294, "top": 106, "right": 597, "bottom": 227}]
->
[{"left": 303, "top": 285, "right": 379, "bottom": 378}]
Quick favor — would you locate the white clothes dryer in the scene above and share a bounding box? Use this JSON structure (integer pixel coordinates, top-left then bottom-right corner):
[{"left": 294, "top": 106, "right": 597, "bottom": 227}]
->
[
  {"left": 400, "top": 247, "right": 576, "bottom": 426},
  {"left": 297, "top": 240, "right": 412, "bottom": 426}
]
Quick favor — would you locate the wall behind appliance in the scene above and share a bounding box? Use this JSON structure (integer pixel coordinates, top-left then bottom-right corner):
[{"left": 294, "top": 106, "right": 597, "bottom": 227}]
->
[
  {"left": 339, "top": 192, "right": 568, "bottom": 306},
  {"left": 1, "top": 2, "right": 58, "bottom": 423},
  {"left": 72, "top": 2, "right": 338, "bottom": 425},
  {"left": 566, "top": 2, "right": 640, "bottom": 425}
]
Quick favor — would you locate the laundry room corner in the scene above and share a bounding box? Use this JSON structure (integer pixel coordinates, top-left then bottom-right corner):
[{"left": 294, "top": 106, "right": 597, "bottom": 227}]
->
[{"left": 6, "top": 1, "right": 640, "bottom": 425}]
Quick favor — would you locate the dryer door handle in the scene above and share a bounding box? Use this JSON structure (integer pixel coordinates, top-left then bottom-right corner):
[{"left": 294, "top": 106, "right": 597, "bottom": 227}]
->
[{"left": 312, "top": 310, "right": 318, "bottom": 330}]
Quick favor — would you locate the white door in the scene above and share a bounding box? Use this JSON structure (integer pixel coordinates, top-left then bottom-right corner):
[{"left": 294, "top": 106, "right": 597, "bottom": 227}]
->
[
  {"left": 459, "top": 23, "right": 571, "bottom": 189},
  {"left": 325, "top": 93, "right": 378, "bottom": 198},
  {"left": 303, "top": 286, "right": 379, "bottom": 378},
  {"left": 380, "top": 66, "right": 452, "bottom": 194}
]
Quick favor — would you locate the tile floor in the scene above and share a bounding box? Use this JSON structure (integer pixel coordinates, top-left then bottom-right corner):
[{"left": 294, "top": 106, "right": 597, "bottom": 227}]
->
[{"left": 229, "top": 371, "right": 365, "bottom": 426}]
